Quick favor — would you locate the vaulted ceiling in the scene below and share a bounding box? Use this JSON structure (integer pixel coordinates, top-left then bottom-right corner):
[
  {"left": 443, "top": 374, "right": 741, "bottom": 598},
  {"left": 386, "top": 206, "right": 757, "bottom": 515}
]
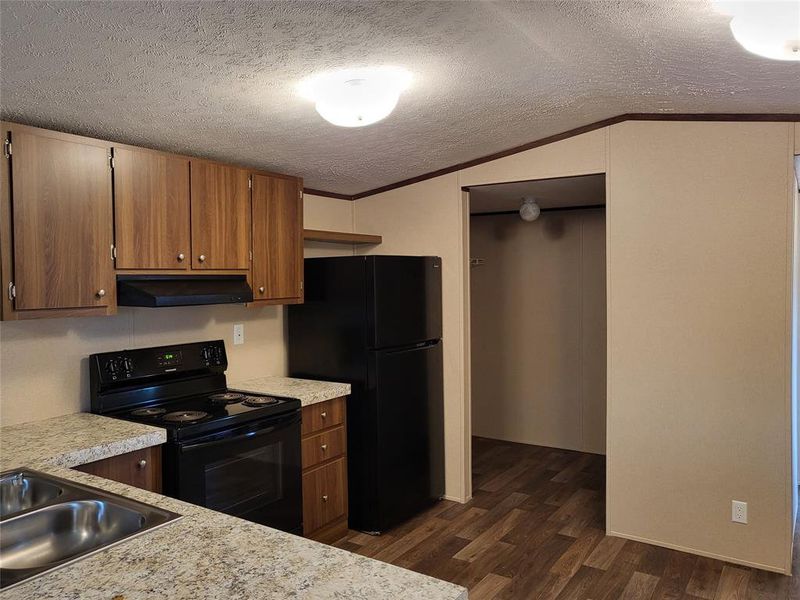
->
[{"left": 1, "top": 1, "right": 798, "bottom": 195}]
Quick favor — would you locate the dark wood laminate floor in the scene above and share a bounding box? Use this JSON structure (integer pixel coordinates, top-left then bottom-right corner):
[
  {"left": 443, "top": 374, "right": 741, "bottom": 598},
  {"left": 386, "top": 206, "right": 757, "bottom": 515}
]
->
[{"left": 334, "top": 436, "right": 797, "bottom": 600}]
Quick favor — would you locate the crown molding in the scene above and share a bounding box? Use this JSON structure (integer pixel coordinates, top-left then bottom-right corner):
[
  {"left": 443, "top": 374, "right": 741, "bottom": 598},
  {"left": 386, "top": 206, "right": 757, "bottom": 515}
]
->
[
  {"left": 302, "top": 187, "right": 354, "bottom": 200},
  {"left": 305, "top": 112, "right": 800, "bottom": 201}
]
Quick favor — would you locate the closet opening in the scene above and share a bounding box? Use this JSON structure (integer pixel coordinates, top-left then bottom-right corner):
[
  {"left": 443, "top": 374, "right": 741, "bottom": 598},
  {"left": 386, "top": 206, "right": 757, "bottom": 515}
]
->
[{"left": 466, "top": 173, "right": 607, "bottom": 527}]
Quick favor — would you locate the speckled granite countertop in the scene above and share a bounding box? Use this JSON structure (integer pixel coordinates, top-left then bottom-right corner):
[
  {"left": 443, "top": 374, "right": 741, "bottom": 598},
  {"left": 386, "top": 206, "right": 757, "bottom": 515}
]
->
[
  {"left": 0, "top": 413, "right": 466, "bottom": 600},
  {"left": 0, "top": 413, "right": 166, "bottom": 471},
  {"left": 231, "top": 376, "right": 351, "bottom": 407}
]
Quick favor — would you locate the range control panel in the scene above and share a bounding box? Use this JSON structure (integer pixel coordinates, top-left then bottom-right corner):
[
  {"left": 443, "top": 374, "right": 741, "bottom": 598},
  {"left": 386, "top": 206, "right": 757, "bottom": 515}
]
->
[{"left": 91, "top": 340, "right": 228, "bottom": 385}]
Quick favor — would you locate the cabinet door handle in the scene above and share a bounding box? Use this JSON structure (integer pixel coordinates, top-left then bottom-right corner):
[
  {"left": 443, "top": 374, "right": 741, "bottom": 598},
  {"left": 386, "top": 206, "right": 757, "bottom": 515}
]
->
[
  {"left": 322, "top": 495, "right": 328, "bottom": 503},
  {"left": 177, "top": 253, "right": 185, "bottom": 262},
  {"left": 321, "top": 444, "right": 328, "bottom": 452},
  {"left": 198, "top": 254, "right": 206, "bottom": 263},
  {"left": 320, "top": 411, "right": 327, "bottom": 420},
  {"left": 258, "top": 286, "right": 265, "bottom": 294},
  {"left": 137, "top": 459, "right": 147, "bottom": 469},
  {"left": 96, "top": 289, "right": 106, "bottom": 298}
]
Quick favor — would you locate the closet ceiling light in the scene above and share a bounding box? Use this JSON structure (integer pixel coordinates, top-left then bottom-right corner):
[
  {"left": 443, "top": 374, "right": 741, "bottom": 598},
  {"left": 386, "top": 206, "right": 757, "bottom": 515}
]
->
[
  {"left": 712, "top": 0, "right": 800, "bottom": 61},
  {"left": 298, "top": 67, "right": 413, "bottom": 127},
  {"left": 519, "top": 197, "right": 541, "bottom": 222}
]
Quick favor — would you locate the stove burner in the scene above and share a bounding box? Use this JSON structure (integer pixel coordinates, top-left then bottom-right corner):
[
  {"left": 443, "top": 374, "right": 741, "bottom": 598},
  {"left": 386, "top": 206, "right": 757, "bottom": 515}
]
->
[
  {"left": 208, "top": 392, "right": 245, "bottom": 404},
  {"left": 242, "top": 396, "right": 280, "bottom": 407},
  {"left": 130, "top": 407, "right": 166, "bottom": 417},
  {"left": 162, "top": 410, "right": 209, "bottom": 423}
]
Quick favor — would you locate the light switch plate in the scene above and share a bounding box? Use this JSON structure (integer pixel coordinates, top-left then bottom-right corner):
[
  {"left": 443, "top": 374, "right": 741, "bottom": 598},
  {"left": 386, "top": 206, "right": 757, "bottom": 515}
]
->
[{"left": 233, "top": 323, "right": 244, "bottom": 345}]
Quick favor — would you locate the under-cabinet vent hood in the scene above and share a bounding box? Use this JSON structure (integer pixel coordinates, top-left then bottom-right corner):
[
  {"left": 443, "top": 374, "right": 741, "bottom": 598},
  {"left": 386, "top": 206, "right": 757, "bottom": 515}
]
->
[{"left": 117, "top": 275, "right": 254, "bottom": 307}]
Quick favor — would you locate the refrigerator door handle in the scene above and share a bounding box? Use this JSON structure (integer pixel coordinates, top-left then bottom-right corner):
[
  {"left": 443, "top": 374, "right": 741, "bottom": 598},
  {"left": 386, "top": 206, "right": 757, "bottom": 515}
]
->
[{"left": 382, "top": 339, "right": 440, "bottom": 354}]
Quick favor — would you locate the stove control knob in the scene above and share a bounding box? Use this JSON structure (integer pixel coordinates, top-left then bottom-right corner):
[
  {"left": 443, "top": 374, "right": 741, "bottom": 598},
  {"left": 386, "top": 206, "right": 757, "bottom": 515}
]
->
[{"left": 122, "top": 357, "right": 134, "bottom": 374}]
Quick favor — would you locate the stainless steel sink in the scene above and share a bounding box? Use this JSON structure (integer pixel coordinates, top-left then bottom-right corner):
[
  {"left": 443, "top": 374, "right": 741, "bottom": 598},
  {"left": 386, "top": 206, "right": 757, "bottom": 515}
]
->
[
  {"left": 0, "top": 469, "right": 180, "bottom": 589},
  {"left": 0, "top": 472, "right": 64, "bottom": 518}
]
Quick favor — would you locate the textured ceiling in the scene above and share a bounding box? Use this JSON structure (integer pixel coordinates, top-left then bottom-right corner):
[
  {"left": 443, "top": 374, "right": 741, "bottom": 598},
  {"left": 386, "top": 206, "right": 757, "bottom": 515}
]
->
[
  {"left": 470, "top": 174, "right": 605, "bottom": 214},
  {"left": 1, "top": 1, "right": 798, "bottom": 195}
]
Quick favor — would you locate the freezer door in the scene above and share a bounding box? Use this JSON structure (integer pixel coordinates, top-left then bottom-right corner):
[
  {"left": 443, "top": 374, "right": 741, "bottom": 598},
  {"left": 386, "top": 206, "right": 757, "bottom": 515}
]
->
[
  {"left": 367, "top": 256, "right": 442, "bottom": 349},
  {"left": 370, "top": 340, "right": 445, "bottom": 531}
]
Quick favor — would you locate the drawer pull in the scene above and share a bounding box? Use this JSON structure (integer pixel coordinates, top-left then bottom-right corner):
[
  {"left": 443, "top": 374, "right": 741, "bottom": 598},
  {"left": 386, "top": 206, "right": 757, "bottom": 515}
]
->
[
  {"left": 321, "top": 444, "right": 328, "bottom": 452},
  {"left": 320, "top": 411, "right": 327, "bottom": 420},
  {"left": 322, "top": 494, "right": 328, "bottom": 503},
  {"left": 137, "top": 459, "right": 147, "bottom": 469}
]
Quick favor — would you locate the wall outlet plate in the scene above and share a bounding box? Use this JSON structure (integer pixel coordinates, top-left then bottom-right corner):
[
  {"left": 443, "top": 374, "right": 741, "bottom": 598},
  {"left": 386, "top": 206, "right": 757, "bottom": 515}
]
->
[
  {"left": 731, "top": 500, "right": 747, "bottom": 524},
  {"left": 233, "top": 323, "right": 244, "bottom": 345}
]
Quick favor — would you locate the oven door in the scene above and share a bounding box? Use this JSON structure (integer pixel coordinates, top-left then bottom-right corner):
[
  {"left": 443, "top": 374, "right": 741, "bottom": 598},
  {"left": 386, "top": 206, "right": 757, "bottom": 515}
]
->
[{"left": 167, "top": 410, "right": 302, "bottom": 534}]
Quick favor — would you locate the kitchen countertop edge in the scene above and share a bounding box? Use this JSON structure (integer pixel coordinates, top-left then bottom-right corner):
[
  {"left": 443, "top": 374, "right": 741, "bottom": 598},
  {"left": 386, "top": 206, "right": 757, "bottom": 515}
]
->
[{"left": 230, "top": 375, "right": 352, "bottom": 407}]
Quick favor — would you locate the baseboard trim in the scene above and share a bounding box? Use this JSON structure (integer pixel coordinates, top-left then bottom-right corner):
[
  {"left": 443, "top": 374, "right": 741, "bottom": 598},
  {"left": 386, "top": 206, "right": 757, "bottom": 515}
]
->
[
  {"left": 443, "top": 494, "right": 471, "bottom": 504},
  {"left": 607, "top": 528, "right": 790, "bottom": 575}
]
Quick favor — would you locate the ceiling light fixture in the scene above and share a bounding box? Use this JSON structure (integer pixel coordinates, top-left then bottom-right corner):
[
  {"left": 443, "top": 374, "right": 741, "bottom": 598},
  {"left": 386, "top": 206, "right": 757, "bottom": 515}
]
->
[
  {"left": 712, "top": 0, "right": 800, "bottom": 61},
  {"left": 298, "top": 67, "right": 413, "bottom": 128},
  {"left": 519, "top": 197, "right": 541, "bottom": 222}
]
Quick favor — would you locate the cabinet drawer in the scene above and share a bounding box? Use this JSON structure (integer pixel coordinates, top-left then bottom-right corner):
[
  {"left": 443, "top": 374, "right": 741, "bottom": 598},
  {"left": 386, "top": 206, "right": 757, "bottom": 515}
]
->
[
  {"left": 302, "top": 457, "right": 347, "bottom": 534},
  {"left": 74, "top": 446, "right": 162, "bottom": 493},
  {"left": 301, "top": 397, "right": 345, "bottom": 435},
  {"left": 302, "top": 425, "right": 346, "bottom": 470}
]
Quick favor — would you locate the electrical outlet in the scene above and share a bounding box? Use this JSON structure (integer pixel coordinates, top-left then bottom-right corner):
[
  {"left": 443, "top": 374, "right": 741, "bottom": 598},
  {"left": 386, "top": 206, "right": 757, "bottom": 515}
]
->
[
  {"left": 731, "top": 500, "right": 747, "bottom": 524},
  {"left": 233, "top": 323, "right": 244, "bottom": 345}
]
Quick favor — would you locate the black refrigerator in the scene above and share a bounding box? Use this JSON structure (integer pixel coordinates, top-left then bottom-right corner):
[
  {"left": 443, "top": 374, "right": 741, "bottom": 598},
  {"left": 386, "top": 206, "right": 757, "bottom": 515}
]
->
[{"left": 288, "top": 255, "right": 445, "bottom": 534}]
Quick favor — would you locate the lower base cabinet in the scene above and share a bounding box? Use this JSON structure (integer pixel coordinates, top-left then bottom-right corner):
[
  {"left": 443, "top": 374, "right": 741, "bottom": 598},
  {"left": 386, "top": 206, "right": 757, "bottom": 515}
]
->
[
  {"left": 301, "top": 397, "right": 348, "bottom": 543},
  {"left": 74, "top": 446, "right": 162, "bottom": 493}
]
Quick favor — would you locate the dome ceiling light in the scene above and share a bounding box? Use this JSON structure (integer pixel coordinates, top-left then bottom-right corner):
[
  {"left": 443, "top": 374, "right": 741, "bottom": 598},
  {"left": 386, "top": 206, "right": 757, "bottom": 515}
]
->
[
  {"left": 298, "top": 67, "right": 413, "bottom": 128},
  {"left": 519, "top": 197, "right": 541, "bottom": 222},
  {"left": 712, "top": 0, "right": 800, "bottom": 61}
]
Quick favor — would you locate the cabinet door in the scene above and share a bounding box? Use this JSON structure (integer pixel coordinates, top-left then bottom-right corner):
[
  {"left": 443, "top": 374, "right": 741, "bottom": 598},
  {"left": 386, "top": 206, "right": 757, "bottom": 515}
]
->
[
  {"left": 302, "top": 457, "right": 347, "bottom": 534},
  {"left": 113, "top": 148, "right": 190, "bottom": 269},
  {"left": 190, "top": 160, "right": 250, "bottom": 270},
  {"left": 75, "top": 446, "right": 162, "bottom": 493},
  {"left": 11, "top": 130, "right": 114, "bottom": 310},
  {"left": 251, "top": 174, "right": 303, "bottom": 301}
]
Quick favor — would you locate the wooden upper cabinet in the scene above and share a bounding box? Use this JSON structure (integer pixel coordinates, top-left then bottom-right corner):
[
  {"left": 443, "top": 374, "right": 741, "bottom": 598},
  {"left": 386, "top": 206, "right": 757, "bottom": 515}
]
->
[
  {"left": 190, "top": 160, "right": 251, "bottom": 270},
  {"left": 9, "top": 129, "right": 114, "bottom": 311},
  {"left": 251, "top": 174, "right": 303, "bottom": 302},
  {"left": 113, "top": 148, "right": 190, "bottom": 270}
]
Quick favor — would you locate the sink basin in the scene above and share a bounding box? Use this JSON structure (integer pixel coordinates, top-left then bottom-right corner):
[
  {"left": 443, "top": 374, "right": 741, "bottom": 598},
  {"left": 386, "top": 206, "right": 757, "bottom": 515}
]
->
[
  {"left": 0, "top": 469, "right": 180, "bottom": 589},
  {"left": 1, "top": 500, "right": 147, "bottom": 570},
  {"left": 0, "top": 472, "right": 64, "bottom": 518}
]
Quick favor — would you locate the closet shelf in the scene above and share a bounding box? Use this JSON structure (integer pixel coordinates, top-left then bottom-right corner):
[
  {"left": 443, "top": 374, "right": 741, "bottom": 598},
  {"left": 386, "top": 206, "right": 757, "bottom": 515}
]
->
[{"left": 303, "top": 229, "right": 382, "bottom": 245}]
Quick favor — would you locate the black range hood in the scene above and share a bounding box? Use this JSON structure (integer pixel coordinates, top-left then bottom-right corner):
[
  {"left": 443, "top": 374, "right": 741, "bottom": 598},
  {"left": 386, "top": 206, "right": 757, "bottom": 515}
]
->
[{"left": 117, "top": 275, "right": 254, "bottom": 307}]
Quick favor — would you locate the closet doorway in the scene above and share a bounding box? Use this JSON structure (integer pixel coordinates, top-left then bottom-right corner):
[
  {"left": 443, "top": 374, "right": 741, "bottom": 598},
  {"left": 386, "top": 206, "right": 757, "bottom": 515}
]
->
[{"left": 467, "top": 173, "right": 607, "bottom": 502}]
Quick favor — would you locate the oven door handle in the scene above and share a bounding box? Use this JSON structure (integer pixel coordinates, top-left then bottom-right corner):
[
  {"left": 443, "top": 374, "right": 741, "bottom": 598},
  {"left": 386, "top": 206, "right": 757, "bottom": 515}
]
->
[{"left": 180, "top": 412, "right": 299, "bottom": 452}]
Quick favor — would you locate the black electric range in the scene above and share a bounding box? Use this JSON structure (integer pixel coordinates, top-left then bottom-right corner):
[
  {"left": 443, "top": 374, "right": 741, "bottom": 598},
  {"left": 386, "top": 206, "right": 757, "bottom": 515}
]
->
[
  {"left": 89, "top": 340, "right": 303, "bottom": 534},
  {"left": 114, "top": 389, "right": 299, "bottom": 441}
]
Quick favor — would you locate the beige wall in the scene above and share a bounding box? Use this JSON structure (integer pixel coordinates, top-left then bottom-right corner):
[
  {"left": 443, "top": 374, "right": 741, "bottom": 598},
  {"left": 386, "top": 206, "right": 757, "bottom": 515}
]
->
[
  {"left": 0, "top": 304, "right": 286, "bottom": 425},
  {"left": 0, "top": 195, "right": 352, "bottom": 426},
  {"left": 303, "top": 193, "right": 356, "bottom": 258},
  {"left": 470, "top": 209, "right": 606, "bottom": 454},
  {"left": 793, "top": 172, "right": 799, "bottom": 523},
  {"left": 606, "top": 121, "right": 794, "bottom": 573},
  {"left": 795, "top": 122, "right": 800, "bottom": 153},
  {"left": 459, "top": 128, "right": 606, "bottom": 187}
]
